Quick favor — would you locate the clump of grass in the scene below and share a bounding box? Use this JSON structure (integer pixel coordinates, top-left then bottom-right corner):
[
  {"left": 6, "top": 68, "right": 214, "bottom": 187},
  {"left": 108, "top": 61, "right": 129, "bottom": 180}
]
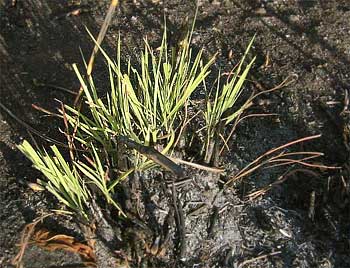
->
[
  {"left": 203, "top": 36, "right": 256, "bottom": 164},
  {"left": 64, "top": 26, "right": 216, "bottom": 169},
  {"left": 17, "top": 23, "right": 256, "bottom": 219},
  {"left": 64, "top": 28, "right": 256, "bottom": 168},
  {"left": 17, "top": 141, "right": 90, "bottom": 219},
  {"left": 18, "top": 140, "right": 127, "bottom": 219}
]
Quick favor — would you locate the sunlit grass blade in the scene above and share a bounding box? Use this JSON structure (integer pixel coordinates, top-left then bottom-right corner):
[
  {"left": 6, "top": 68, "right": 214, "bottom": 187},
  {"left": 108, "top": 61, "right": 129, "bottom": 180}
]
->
[
  {"left": 17, "top": 141, "right": 90, "bottom": 219},
  {"left": 203, "top": 36, "right": 256, "bottom": 163}
]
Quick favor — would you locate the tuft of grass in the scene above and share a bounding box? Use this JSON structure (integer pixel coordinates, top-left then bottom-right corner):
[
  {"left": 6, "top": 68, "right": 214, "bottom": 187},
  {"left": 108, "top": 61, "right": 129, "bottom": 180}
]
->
[
  {"left": 18, "top": 140, "right": 127, "bottom": 219},
  {"left": 17, "top": 141, "right": 90, "bottom": 219},
  {"left": 203, "top": 36, "right": 256, "bottom": 164},
  {"left": 17, "top": 24, "right": 257, "bottom": 219},
  {"left": 74, "top": 144, "right": 125, "bottom": 215},
  {"left": 64, "top": 25, "right": 217, "bottom": 171}
]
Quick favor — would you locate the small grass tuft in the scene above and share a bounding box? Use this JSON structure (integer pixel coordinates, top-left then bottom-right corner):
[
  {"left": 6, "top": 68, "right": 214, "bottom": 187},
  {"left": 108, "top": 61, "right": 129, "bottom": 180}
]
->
[
  {"left": 17, "top": 141, "right": 90, "bottom": 219},
  {"left": 203, "top": 36, "right": 256, "bottom": 164}
]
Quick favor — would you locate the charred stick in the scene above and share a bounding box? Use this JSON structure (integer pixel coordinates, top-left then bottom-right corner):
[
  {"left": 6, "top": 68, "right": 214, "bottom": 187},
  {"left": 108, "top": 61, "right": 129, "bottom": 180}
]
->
[
  {"left": 207, "top": 206, "right": 219, "bottom": 239},
  {"left": 114, "top": 136, "right": 184, "bottom": 177},
  {"left": 172, "top": 181, "right": 186, "bottom": 260}
]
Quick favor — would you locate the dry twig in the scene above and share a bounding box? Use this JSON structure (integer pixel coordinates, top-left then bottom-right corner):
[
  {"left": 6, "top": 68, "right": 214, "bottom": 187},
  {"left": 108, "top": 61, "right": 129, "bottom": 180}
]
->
[
  {"left": 246, "top": 168, "right": 320, "bottom": 200},
  {"left": 226, "top": 134, "right": 339, "bottom": 187},
  {"left": 74, "top": 0, "right": 119, "bottom": 106},
  {"left": 12, "top": 213, "right": 53, "bottom": 267},
  {"left": 238, "top": 251, "right": 281, "bottom": 268}
]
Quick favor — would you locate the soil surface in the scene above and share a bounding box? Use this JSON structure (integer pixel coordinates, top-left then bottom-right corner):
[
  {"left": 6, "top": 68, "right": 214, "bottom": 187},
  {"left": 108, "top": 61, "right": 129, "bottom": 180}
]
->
[{"left": 1, "top": 0, "right": 349, "bottom": 267}]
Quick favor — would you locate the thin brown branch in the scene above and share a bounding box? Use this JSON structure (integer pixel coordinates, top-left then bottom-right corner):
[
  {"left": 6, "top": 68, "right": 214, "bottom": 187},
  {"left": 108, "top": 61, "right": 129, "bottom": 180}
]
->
[
  {"left": 74, "top": 0, "right": 119, "bottom": 107},
  {"left": 60, "top": 101, "right": 76, "bottom": 161},
  {"left": 238, "top": 251, "right": 282, "bottom": 268},
  {"left": 267, "top": 158, "right": 340, "bottom": 169},
  {"left": 12, "top": 213, "right": 54, "bottom": 268},
  {"left": 220, "top": 113, "right": 277, "bottom": 156},
  {"left": 31, "top": 104, "right": 62, "bottom": 118},
  {"left": 246, "top": 168, "right": 320, "bottom": 200},
  {"left": 226, "top": 135, "right": 321, "bottom": 185},
  {"left": 169, "top": 156, "right": 225, "bottom": 173},
  {"left": 0, "top": 101, "right": 69, "bottom": 148}
]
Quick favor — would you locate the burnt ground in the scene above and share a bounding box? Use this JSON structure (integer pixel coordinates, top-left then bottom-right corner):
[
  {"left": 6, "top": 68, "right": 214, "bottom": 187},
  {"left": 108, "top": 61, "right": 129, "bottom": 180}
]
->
[{"left": 0, "top": 0, "right": 349, "bottom": 267}]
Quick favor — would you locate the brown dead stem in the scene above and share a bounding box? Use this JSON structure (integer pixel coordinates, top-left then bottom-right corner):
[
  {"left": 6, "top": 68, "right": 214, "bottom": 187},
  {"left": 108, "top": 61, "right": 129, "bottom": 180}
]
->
[
  {"left": 32, "top": 229, "right": 96, "bottom": 266},
  {"left": 246, "top": 168, "right": 320, "bottom": 200},
  {"left": 225, "top": 134, "right": 340, "bottom": 201},
  {"left": 219, "top": 74, "right": 296, "bottom": 157},
  {"left": 238, "top": 251, "right": 282, "bottom": 268},
  {"left": 12, "top": 213, "right": 96, "bottom": 268},
  {"left": 74, "top": 0, "right": 119, "bottom": 106},
  {"left": 58, "top": 100, "right": 76, "bottom": 161},
  {"left": 225, "top": 134, "right": 339, "bottom": 186},
  {"left": 12, "top": 213, "right": 53, "bottom": 267}
]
